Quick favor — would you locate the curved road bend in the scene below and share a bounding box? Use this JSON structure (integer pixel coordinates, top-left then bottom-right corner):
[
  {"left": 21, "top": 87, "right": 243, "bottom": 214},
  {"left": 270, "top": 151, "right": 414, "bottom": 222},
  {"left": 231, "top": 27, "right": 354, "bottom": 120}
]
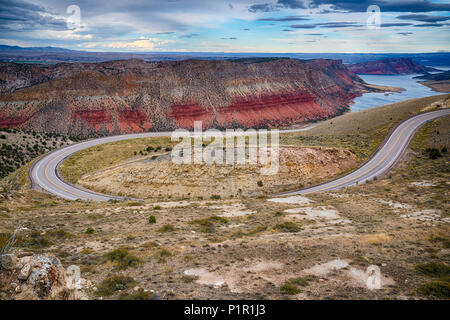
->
[
  {"left": 30, "top": 109, "right": 450, "bottom": 201},
  {"left": 281, "top": 108, "right": 450, "bottom": 196}
]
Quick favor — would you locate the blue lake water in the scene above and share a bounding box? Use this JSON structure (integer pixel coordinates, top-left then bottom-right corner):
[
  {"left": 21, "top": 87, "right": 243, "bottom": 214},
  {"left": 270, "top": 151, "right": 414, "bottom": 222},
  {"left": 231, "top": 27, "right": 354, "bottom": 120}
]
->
[{"left": 350, "top": 73, "right": 450, "bottom": 112}]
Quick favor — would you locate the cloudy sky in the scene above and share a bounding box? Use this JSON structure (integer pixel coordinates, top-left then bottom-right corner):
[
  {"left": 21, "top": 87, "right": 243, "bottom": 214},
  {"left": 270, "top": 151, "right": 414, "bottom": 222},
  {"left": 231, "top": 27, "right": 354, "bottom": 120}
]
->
[{"left": 0, "top": 0, "right": 449, "bottom": 53}]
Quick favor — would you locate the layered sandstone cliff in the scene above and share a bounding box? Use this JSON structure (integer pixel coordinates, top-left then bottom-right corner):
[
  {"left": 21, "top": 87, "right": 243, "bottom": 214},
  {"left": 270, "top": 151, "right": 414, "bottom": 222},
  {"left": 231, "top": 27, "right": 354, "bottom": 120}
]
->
[
  {"left": 347, "top": 58, "right": 437, "bottom": 75},
  {"left": 0, "top": 58, "right": 379, "bottom": 135}
]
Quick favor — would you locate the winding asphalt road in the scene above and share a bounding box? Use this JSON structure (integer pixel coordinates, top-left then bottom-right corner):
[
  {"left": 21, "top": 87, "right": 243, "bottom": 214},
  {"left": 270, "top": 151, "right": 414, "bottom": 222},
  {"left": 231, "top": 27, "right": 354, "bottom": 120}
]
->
[{"left": 29, "top": 109, "right": 449, "bottom": 201}]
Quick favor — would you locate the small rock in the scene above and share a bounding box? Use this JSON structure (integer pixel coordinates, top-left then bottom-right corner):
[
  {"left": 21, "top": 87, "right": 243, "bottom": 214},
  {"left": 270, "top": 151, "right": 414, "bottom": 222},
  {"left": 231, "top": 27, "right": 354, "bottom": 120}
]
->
[
  {"left": 17, "top": 252, "right": 33, "bottom": 258},
  {"left": 18, "top": 264, "right": 31, "bottom": 281},
  {"left": 0, "top": 254, "right": 18, "bottom": 270}
]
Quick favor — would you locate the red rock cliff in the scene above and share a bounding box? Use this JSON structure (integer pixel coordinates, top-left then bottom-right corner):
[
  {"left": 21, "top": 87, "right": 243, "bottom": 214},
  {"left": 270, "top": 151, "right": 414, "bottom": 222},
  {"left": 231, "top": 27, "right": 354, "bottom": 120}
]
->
[{"left": 0, "top": 58, "right": 376, "bottom": 135}]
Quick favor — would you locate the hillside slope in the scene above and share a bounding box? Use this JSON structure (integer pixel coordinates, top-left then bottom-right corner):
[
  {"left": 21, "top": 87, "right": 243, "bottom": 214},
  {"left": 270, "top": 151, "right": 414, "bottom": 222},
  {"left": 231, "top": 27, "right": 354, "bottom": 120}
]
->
[
  {"left": 0, "top": 58, "right": 380, "bottom": 135},
  {"left": 347, "top": 58, "right": 437, "bottom": 75}
]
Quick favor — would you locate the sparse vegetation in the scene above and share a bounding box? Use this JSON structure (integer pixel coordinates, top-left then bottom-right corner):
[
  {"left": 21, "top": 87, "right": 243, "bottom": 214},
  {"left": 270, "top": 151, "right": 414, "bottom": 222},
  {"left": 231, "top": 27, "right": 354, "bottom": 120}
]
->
[
  {"left": 415, "top": 262, "right": 450, "bottom": 277},
  {"left": 274, "top": 222, "right": 300, "bottom": 233},
  {"left": 104, "top": 248, "right": 142, "bottom": 270},
  {"left": 158, "top": 224, "right": 175, "bottom": 233},
  {"left": 280, "top": 282, "right": 301, "bottom": 295},
  {"left": 119, "top": 288, "right": 153, "bottom": 300},
  {"left": 96, "top": 275, "right": 136, "bottom": 296},
  {"left": 417, "top": 281, "right": 450, "bottom": 298}
]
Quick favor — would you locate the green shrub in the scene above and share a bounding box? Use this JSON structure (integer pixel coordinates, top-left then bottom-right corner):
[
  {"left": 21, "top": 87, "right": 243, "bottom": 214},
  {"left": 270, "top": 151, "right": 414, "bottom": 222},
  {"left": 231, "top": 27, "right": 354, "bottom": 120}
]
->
[
  {"left": 192, "top": 216, "right": 228, "bottom": 233},
  {"left": 275, "top": 222, "right": 300, "bottom": 233},
  {"left": 417, "top": 281, "right": 450, "bottom": 298},
  {"left": 210, "top": 194, "right": 221, "bottom": 200},
  {"left": 104, "top": 248, "right": 142, "bottom": 270},
  {"left": 158, "top": 224, "right": 175, "bottom": 233},
  {"left": 415, "top": 262, "right": 450, "bottom": 277},
  {"left": 426, "top": 148, "right": 442, "bottom": 160},
  {"left": 96, "top": 275, "right": 136, "bottom": 296},
  {"left": 29, "top": 232, "right": 51, "bottom": 248},
  {"left": 153, "top": 205, "right": 161, "bottom": 210},
  {"left": 148, "top": 215, "right": 156, "bottom": 224},
  {"left": 85, "top": 227, "right": 95, "bottom": 234},
  {"left": 288, "top": 276, "right": 315, "bottom": 287},
  {"left": 280, "top": 282, "right": 301, "bottom": 295},
  {"left": 120, "top": 288, "right": 153, "bottom": 300},
  {"left": 182, "top": 275, "right": 199, "bottom": 283},
  {"left": 257, "top": 181, "right": 263, "bottom": 187}
]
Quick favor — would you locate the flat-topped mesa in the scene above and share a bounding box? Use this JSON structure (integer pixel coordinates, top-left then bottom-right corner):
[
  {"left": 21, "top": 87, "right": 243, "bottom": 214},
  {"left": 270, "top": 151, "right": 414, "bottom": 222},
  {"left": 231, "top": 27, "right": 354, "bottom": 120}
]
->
[
  {"left": 347, "top": 57, "right": 439, "bottom": 75},
  {"left": 0, "top": 58, "right": 379, "bottom": 135}
]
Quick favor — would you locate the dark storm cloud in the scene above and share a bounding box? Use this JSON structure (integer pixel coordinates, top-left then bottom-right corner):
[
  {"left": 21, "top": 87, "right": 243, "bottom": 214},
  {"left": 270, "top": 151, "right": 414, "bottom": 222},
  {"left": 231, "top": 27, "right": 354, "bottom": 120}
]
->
[
  {"left": 397, "top": 14, "right": 450, "bottom": 23},
  {"left": 0, "top": 0, "right": 68, "bottom": 32},
  {"left": 249, "top": 0, "right": 450, "bottom": 13},
  {"left": 257, "top": 15, "right": 309, "bottom": 21},
  {"left": 380, "top": 23, "right": 413, "bottom": 27},
  {"left": 413, "top": 23, "right": 445, "bottom": 27},
  {"left": 289, "top": 24, "right": 317, "bottom": 29}
]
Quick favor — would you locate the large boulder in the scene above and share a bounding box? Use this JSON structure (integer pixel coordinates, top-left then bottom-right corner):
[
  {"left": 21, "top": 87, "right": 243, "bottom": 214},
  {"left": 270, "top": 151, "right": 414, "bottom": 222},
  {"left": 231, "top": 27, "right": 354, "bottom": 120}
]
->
[{"left": 12, "top": 253, "right": 75, "bottom": 300}]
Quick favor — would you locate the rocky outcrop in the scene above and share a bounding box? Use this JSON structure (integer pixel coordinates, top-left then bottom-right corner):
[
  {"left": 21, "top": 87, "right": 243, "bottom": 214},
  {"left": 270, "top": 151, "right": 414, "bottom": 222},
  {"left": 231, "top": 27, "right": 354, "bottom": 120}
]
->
[
  {"left": 347, "top": 58, "right": 438, "bottom": 75},
  {"left": 0, "top": 253, "right": 89, "bottom": 300},
  {"left": 0, "top": 58, "right": 378, "bottom": 135}
]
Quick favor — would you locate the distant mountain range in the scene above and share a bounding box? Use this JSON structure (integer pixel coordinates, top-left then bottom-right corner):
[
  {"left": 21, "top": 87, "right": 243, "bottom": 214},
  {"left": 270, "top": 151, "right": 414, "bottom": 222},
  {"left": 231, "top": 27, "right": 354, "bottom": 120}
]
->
[{"left": 0, "top": 45, "right": 449, "bottom": 66}]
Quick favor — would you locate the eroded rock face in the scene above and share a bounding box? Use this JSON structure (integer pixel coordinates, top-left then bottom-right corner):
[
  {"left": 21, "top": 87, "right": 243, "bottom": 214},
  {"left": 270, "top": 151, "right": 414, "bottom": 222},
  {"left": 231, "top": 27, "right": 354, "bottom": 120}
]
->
[
  {"left": 0, "top": 253, "right": 86, "bottom": 300},
  {"left": 0, "top": 58, "right": 374, "bottom": 135},
  {"left": 347, "top": 58, "right": 437, "bottom": 75}
]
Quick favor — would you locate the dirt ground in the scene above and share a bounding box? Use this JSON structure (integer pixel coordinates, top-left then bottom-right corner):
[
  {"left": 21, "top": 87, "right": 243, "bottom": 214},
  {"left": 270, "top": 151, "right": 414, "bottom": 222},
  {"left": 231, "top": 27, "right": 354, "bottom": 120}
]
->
[{"left": 78, "top": 146, "right": 358, "bottom": 199}]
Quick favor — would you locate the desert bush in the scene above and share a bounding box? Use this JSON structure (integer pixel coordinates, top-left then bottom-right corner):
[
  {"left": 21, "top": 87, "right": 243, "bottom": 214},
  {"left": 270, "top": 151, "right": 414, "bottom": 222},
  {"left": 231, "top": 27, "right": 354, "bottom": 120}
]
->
[
  {"left": 417, "top": 281, "right": 450, "bottom": 298},
  {"left": 275, "top": 222, "right": 300, "bottom": 233},
  {"left": 85, "top": 227, "right": 95, "bottom": 234},
  {"left": 426, "top": 148, "right": 442, "bottom": 160},
  {"left": 148, "top": 215, "right": 156, "bottom": 224},
  {"left": 158, "top": 224, "right": 175, "bottom": 233},
  {"left": 104, "top": 248, "right": 142, "bottom": 270},
  {"left": 415, "top": 262, "right": 450, "bottom": 277},
  {"left": 182, "top": 275, "right": 199, "bottom": 283},
  {"left": 280, "top": 282, "right": 301, "bottom": 295},
  {"left": 192, "top": 216, "right": 228, "bottom": 233},
  {"left": 120, "top": 288, "right": 153, "bottom": 300},
  {"left": 96, "top": 275, "right": 136, "bottom": 296}
]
